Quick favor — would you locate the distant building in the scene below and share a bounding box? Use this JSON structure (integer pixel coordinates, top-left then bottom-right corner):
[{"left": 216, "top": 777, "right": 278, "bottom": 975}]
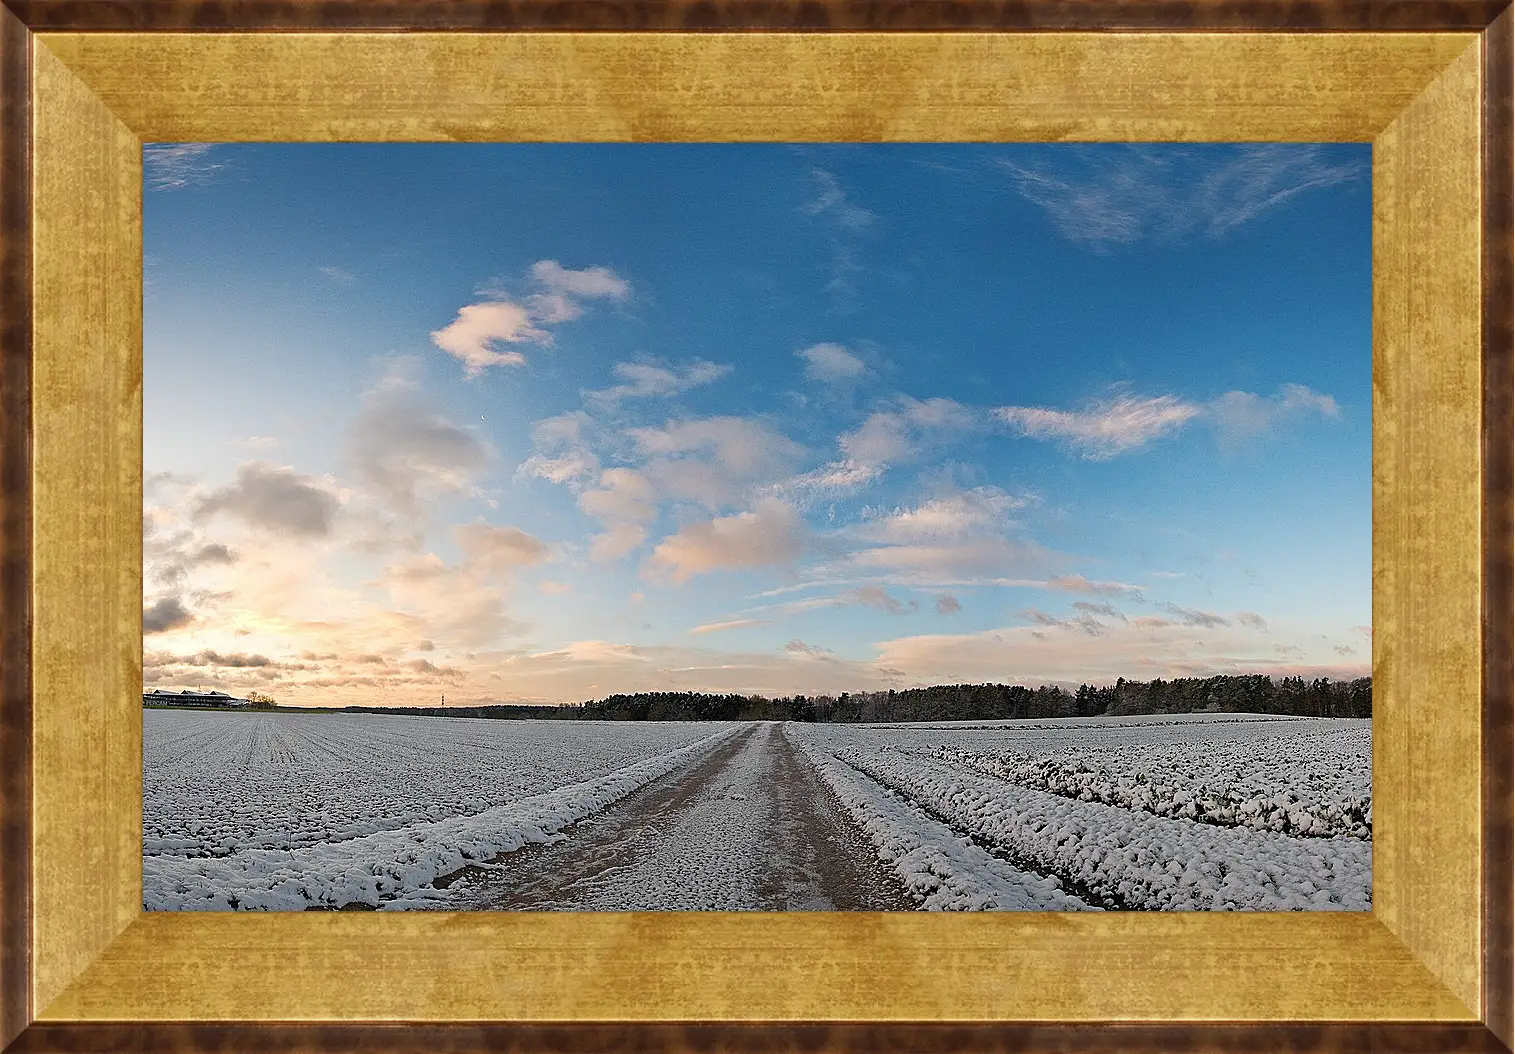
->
[{"left": 142, "top": 688, "right": 252, "bottom": 709}]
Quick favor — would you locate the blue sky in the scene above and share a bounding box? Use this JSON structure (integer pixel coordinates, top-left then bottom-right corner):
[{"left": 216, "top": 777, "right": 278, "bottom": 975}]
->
[{"left": 142, "top": 143, "right": 1371, "bottom": 706}]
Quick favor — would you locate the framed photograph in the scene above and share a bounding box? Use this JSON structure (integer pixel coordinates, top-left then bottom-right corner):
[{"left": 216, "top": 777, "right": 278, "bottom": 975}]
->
[{"left": 1, "top": 2, "right": 1510, "bottom": 1051}]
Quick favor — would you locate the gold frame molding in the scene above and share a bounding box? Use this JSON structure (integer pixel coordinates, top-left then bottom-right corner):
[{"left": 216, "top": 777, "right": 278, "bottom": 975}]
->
[{"left": 0, "top": 10, "right": 1510, "bottom": 1053}]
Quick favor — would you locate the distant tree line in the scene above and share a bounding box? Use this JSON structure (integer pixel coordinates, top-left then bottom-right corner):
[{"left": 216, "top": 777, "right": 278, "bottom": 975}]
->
[{"left": 338, "top": 674, "right": 1370, "bottom": 723}]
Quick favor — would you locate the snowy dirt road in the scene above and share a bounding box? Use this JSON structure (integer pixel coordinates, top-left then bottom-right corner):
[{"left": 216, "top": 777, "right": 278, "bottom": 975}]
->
[{"left": 438, "top": 722, "right": 914, "bottom": 911}]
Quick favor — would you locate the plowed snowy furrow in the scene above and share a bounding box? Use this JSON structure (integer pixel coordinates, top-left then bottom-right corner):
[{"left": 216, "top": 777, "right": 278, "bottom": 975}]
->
[
  {"left": 836, "top": 749, "right": 1371, "bottom": 911},
  {"left": 787, "top": 730, "right": 1094, "bottom": 912},
  {"left": 144, "top": 710, "right": 730, "bottom": 859},
  {"left": 145, "top": 724, "right": 747, "bottom": 910}
]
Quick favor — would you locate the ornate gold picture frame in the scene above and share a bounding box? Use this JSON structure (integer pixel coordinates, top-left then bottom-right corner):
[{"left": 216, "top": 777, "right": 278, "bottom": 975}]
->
[{"left": 0, "top": 4, "right": 1510, "bottom": 1050}]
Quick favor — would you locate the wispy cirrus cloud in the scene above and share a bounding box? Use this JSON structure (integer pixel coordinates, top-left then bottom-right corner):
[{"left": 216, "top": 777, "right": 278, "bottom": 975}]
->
[
  {"left": 994, "top": 393, "right": 1201, "bottom": 460},
  {"left": 144, "top": 143, "right": 227, "bottom": 191},
  {"left": 803, "top": 168, "right": 876, "bottom": 309},
  {"left": 1001, "top": 144, "right": 1366, "bottom": 249},
  {"left": 689, "top": 618, "right": 773, "bottom": 636},
  {"left": 995, "top": 384, "right": 1339, "bottom": 459},
  {"left": 584, "top": 359, "right": 732, "bottom": 405}
]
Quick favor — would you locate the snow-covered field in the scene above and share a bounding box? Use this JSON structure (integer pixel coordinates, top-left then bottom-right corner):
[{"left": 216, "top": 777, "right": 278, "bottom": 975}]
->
[
  {"left": 143, "top": 710, "right": 738, "bottom": 909},
  {"left": 143, "top": 709, "right": 1370, "bottom": 912},
  {"left": 788, "top": 715, "right": 1371, "bottom": 911}
]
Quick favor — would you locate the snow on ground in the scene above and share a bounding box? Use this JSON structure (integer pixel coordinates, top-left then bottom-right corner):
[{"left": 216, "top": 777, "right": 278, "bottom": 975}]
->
[
  {"left": 788, "top": 728, "right": 1095, "bottom": 912},
  {"left": 144, "top": 710, "right": 740, "bottom": 909},
  {"left": 789, "top": 714, "right": 1371, "bottom": 912}
]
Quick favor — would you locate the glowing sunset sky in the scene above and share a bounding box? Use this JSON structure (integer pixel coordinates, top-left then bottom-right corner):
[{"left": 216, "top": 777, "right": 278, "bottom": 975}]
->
[{"left": 143, "top": 143, "right": 1371, "bottom": 707}]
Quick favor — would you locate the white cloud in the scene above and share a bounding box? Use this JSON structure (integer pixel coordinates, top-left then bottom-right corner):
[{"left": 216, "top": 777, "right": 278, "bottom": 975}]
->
[
  {"left": 1045, "top": 575, "right": 1145, "bottom": 599},
  {"left": 768, "top": 459, "right": 885, "bottom": 505},
  {"left": 578, "top": 468, "right": 658, "bottom": 526},
  {"left": 454, "top": 523, "right": 550, "bottom": 575},
  {"left": 796, "top": 342, "right": 867, "bottom": 385},
  {"left": 804, "top": 169, "right": 875, "bottom": 233},
  {"left": 1209, "top": 384, "right": 1339, "bottom": 443},
  {"left": 578, "top": 469, "right": 658, "bottom": 564},
  {"left": 588, "top": 524, "right": 648, "bottom": 563},
  {"left": 346, "top": 366, "right": 493, "bottom": 517},
  {"left": 433, "top": 261, "right": 630, "bottom": 377},
  {"left": 1001, "top": 145, "right": 1366, "bottom": 248},
  {"left": 517, "top": 412, "right": 601, "bottom": 487},
  {"left": 689, "top": 618, "right": 773, "bottom": 636},
  {"left": 995, "top": 393, "right": 1201, "bottom": 460},
  {"left": 630, "top": 417, "right": 806, "bottom": 509},
  {"left": 647, "top": 499, "right": 807, "bottom": 584},
  {"left": 195, "top": 463, "right": 342, "bottom": 539},
  {"left": 841, "top": 584, "right": 916, "bottom": 615},
  {"left": 874, "top": 616, "right": 1368, "bottom": 687},
  {"left": 848, "top": 536, "right": 1052, "bottom": 581},
  {"left": 1236, "top": 611, "right": 1268, "bottom": 631},
  {"left": 430, "top": 302, "right": 541, "bottom": 376},
  {"left": 585, "top": 359, "right": 732, "bottom": 405},
  {"left": 144, "top": 143, "right": 226, "bottom": 191},
  {"left": 839, "top": 396, "right": 977, "bottom": 469},
  {"left": 530, "top": 260, "right": 630, "bottom": 301},
  {"left": 860, "top": 487, "right": 1023, "bottom": 543},
  {"left": 1158, "top": 602, "right": 1231, "bottom": 629}
]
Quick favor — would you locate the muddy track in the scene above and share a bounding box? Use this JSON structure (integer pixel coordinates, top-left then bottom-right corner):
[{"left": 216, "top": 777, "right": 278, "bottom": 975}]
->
[{"left": 438, "top": 722, "right": 913, "bottom": 911}]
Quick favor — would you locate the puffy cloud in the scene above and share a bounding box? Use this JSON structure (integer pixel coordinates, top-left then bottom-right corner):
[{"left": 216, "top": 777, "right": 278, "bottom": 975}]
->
[
  {"left": 346, "top": 369, "right": 492, "bottom": 517},
  {"left": 149, "top": 538, "right": 238, "bottom": 587},
  {"left": 796, "top": 342, "right": 867, "bottom": 384},
  {"left": 840, "top": 397, "right": 977, "bottom": 468},
  {"left": 1334, "top": 643, "right": 1357, "bottom": 656},
  {"left": 840, "top": 412, "right": 913, "bottom": 464},
  {"left": 648, "top": 499, "right": 807, "bottom": 584},
  {"left": 195, "top": 462, "right": 341, "bottom": 538},
  {"left": 578, "top": 469, "right": 658, "bottom": 526},
  {"left": 784, "top": 639, "right": 832, "bottom": 658},
  {"left": 935, "top": 594, "right": 962, "bottom": 615},
  {"left": 1209, "top": 384, "right": 1339, "bottom": 443},
  {"left": 518, "top": 411, "right": 601, "bottom": 487},
  {"left": 589, "top": 523, "right": 649, "bottom": 563},
  {"left": 1236, "top": 611, "right": 1268, "bottom": 631},
  {"left": 630, "top": 417, "right": 806, "bottom": 509},
  {"left": 143, "top": 596, "right": 194, "bottom": 634},
  {"left": 454, "top": 523, "right": 550, "bottom": 574},
  {"left": 585, "top": 360, "right": 732, "bottom": 404},
  {"left": 530, "top": 259, "right": 630, "bottom": 301},
  {"left": 430, "top": 302, "right": 542, "bottom": 376},
  {"left": 994, "top": 393, "right": 1201, "bottom": 460},
  {"left": 433, "top": 261, "right": 629, "bottom": 377},
  {"left": 578, "top": 469, "right": 658, "bottom": 564}
]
